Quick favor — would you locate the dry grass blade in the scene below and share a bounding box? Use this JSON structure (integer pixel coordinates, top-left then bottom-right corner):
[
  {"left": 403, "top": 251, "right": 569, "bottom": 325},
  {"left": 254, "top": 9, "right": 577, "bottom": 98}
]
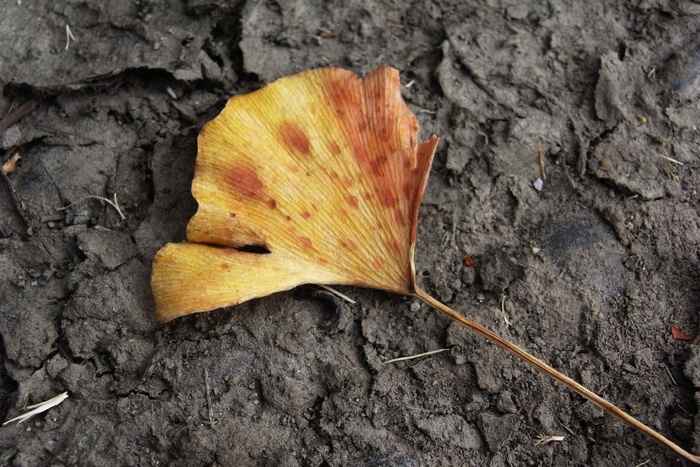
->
[
  {"left": 3, "top": 391, "right": 69, "bottom": 426},
  {"left": 317, "top": 285, "right": 356, "bottom": 304},
  {"left": 58, "top": 193, "right": 126, "bottom": 221},
  {"left": 383, "top": 348, "right": 450, "bottom": 364}
]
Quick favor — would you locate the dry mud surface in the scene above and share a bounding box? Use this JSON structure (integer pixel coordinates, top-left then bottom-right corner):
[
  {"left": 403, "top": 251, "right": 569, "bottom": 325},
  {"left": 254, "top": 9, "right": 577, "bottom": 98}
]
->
[{"left": 1, "top": 1, "right": 700, "bottom": 466}]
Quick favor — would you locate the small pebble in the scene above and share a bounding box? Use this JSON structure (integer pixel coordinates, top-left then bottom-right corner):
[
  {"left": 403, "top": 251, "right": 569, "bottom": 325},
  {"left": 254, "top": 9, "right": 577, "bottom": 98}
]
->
[
  {"left": 506, "top": 5, "right": 528, "bottom": 20},
  {"left": 496, "top": 391, "right": 518, "bottom": 414}
]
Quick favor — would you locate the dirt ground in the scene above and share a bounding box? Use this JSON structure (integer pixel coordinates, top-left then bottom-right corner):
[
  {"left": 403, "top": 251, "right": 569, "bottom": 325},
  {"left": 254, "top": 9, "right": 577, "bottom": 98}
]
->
[{"left": 0, "top": 1, "right": 699, "bottom": 465}]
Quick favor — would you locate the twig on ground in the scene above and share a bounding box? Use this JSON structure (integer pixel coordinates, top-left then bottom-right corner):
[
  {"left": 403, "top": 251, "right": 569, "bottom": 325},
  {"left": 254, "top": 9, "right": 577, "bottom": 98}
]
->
[
  {"left": 317, "top": 28, "right": 337, "bottom": 38},
  {"left": 659, "top": 154, "right": 683, "bottom": 166},
  {"left": 383, "top": 348, "right": 450, "bottom": 364},
  {"left": 534, "top": 434, "right": 565, "bottom": 446},
  {"left": 0, "top": 100, "right": 39, "bottom": 133},
  {"left": 204, "top": 369, "right": 215, "bottom": 428},
  {"left": 538, "top": 141, "right": 546, "bottom": 180},
  {"left": 318, "top": 284, "right": 356, "bottom": 304},
  {"left": 501, "top": 295, "right": 512, "bottom": 327},
  {"left": 665, "top": 365, "right": 677, "bottom": 386}
]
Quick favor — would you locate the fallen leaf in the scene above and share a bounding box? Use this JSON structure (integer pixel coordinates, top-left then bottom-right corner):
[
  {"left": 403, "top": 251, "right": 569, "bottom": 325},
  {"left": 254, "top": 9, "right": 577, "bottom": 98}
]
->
[
  {"left": 153, "top": 66, "right": 437, "bottom": 322},
  {"left": 151, "top": 66, "right": 700, "bottom": 464},
  {"left": 670, "top": 325, "right": 694, "bottom": 341}
]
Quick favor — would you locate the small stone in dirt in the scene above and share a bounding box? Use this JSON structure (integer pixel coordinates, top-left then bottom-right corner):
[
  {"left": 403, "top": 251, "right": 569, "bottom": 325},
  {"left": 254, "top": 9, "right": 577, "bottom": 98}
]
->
[
  {"left": 496, "top": 391, "right": 517, "bottom": 414},
  {"left": 533, "top": 178, "right": 543, "bottom": 191},
  {"left": 506, "top": 5, "right": 529, "bottom": 20},
  {"left": 451, "top": 346, "right": 467, "bottom": 365}
]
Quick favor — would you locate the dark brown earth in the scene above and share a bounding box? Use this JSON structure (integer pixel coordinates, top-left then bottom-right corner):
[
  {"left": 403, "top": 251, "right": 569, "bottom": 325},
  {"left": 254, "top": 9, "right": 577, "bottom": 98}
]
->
[{"left": 1, "top": 1, "right": 699, "bottom": 465}]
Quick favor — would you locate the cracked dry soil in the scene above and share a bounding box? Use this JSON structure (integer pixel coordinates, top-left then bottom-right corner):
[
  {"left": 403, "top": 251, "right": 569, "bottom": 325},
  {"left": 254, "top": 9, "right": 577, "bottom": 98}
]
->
[{"left": 1, "top": 1, "right": 700, "bottom": 466}]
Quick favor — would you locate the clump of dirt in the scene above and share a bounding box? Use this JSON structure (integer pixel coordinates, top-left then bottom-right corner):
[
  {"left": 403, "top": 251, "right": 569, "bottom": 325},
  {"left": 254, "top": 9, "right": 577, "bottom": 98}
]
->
[{"left": 1, "top": 1, "right": 699, "bottom": 465}]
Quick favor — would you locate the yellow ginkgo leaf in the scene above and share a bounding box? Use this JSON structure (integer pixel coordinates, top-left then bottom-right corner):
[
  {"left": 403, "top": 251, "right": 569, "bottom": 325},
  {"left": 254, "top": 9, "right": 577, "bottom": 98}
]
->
[
  {"left": 153, "top": 66, "right": 437, "bottom": 322},
  {"left": 151, "top": 66, "right": 699, "bottom": 464}
]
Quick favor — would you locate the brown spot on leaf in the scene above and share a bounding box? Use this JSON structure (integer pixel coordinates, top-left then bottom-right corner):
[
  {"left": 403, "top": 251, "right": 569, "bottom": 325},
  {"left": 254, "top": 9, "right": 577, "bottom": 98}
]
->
[
  {"left": 220, "top": 263, "right": 230, "bottom": 270},
  {"left": 301, "top": 211, "right": 311, "bottom": 219},
  {"left": 284, "top": 215, "right": 292, "bottom": 221},
  {"left": 226, "top": 164, "right": 265, "bottom": 199},
  {"left": 370, "top": 155, "right": 388, "bottom": 175},
  {"left": 329, "top": 170, "right": 339, "bottom": 180},
  {"left": 326, "top": 80, "right": 361, "bottom": 117},
  {"left": 280, "top": 120, "right": 311, "bottom": 155},
  {"left": 267, "top": 198, "right": 277, "bottom": 209},
  {"left": 394, "top": 210, "right": 406, "bottom": 227},
  {"left": 353, "top": 145, "right": 370, "bottom": 166},
  {"left": 329, "top": 141, "right": 341, "bottom": 156},
  {"left": 298, "top": 236, "right": 313, "bottom": 249},
  {"left": 378, "top": 185, "right": 397, "bottom": 208},
  {"left": 346, "top": 195, "right": 359, "bottom": 209},
  {"left": 340, "top": 239, "right": 359, "bottom": 252}
]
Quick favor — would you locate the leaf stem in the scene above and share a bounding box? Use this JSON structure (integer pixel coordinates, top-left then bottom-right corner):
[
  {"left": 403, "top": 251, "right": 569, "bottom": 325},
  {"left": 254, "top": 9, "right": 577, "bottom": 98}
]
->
[{"left": 414, "top": 286, "right": 700, "bottom": 464}]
